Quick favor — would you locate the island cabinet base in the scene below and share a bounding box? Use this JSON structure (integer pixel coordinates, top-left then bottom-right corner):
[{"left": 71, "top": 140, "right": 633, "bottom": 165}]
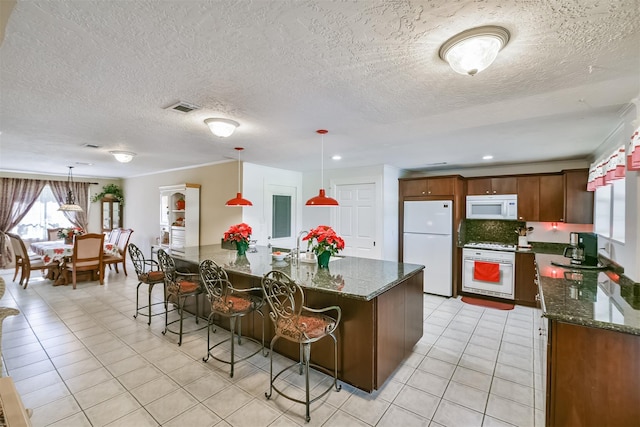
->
[
  {"left": 548, "top": 321, "right": 640, "bottom": 427},
  {"left": 203, "top": 270, "right": 424, "bottom": 393}
]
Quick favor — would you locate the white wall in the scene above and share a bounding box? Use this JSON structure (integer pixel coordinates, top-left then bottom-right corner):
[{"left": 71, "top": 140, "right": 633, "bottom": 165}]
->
[
  {"left": 383, "top": 165, "right": 401, "bottom": 261},
  {"left": 525, "top": 221, "right": 593, "bottom": 244},
  {"left": 241, "top": 162, "right": 303, "bottom": 248}
]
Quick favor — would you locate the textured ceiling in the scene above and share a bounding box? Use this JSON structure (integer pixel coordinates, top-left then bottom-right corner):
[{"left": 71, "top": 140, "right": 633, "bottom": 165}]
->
[{"left": 0, "top": 0, "right": 639, "bottom": 179}]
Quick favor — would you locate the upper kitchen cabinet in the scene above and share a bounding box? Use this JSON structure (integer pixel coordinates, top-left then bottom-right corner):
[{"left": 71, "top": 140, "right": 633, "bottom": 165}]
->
[
  {"left": 539, "top": 175, "right": 565, "bottom": 222},
  {"left": 400, "top": 177, "right": 457, "bottom": 197},
  {"left": 563, "top": 169, "right": 594, "bottom": 224},
  {"left": 466, "top": 177, "right": 517, "bottom": 195},
  {"left": 517, "top": 176, "right": 540, "bottom": 221},
  {"left": 159, "top": 183, "right": 200, "bottom": 254}
]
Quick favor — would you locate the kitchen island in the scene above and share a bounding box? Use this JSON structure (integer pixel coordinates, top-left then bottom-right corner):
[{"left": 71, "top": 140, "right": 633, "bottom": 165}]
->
[
  {"left": 170, "top": 244, "right": 425, "bottom": 392},
  {"left": 535, "top": 252, "right": 640, "bottom": 427}
]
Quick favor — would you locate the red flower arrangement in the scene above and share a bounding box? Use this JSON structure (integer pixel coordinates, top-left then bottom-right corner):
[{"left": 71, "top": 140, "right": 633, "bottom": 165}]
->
[
  {"left": 303, "top": 225, "right": 345, "bottom": 256},
  {"left": 57, "top": 227, "right": 84, "bottom": 239},
  {"left": 223, "top": 223, "right": 252, "bottom": 243}
]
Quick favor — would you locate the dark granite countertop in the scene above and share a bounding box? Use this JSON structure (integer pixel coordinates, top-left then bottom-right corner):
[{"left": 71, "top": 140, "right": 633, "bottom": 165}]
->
[
  {"left": 168, "top": 244, "right": 424, "bottom": 301},
  {"left": 535, "top": 252, "right": 640, "bottom": 336}
]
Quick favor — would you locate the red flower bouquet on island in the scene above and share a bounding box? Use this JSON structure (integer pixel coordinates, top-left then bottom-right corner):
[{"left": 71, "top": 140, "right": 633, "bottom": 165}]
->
[
  {"left": 223, "top": 223, "right": 252, "bottom": 255},
  {"left": 303, "top": 225, "right": 345, "bottom": 268}
]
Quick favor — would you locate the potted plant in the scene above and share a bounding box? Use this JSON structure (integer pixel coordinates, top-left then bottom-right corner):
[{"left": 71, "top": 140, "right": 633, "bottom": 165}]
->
[
  {"left": 223, "top": 223, "right": 252, "bottom": 256},
  {"left": 91, "top": 184, "right": 125, "bottom": 205},
  {"left": 303, "top": 225, "right": 345, "bottom": 268}
]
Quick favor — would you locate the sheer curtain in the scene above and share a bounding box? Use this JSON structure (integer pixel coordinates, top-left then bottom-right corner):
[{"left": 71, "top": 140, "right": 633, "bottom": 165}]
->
[
  {"left": 0, "top": 178, "right": 47, "bottom": 268},
  {"left": 48, "top": 180, "right": 90, "bottom": 230}
]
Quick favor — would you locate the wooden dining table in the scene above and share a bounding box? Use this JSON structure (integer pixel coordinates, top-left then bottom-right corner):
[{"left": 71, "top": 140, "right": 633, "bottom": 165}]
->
[{"left": 29, "top": 240, "right": 119, "bottom": 285}]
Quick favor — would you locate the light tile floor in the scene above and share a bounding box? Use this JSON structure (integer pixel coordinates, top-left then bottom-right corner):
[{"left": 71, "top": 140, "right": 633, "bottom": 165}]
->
[{"left": 0, "top": 267, "right": 544, "bottom": 427}]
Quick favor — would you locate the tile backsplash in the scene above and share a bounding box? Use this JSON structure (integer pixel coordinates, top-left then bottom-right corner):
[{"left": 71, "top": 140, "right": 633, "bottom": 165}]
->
[
  {"left": 459, "top": 219, "right": 525, "bottom": 245},
  {"left": 459, "top": 219, "right": 595, "bottom": 246}
]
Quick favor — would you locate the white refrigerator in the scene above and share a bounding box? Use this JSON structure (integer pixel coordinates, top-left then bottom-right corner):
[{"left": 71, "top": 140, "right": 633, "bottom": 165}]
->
[{"left": 403, "top": 200, "right": 453, "bottom": 297}]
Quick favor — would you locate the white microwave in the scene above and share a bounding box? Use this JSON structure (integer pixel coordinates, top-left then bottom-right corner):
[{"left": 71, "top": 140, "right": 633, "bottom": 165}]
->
[{"left": 466, "top": 194, "right": 518, "bottom": 220}]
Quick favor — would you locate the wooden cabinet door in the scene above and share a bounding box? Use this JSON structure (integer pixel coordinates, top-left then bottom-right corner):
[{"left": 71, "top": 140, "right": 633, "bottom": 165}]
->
[
  {"left": 539, "top": 175, "right": 565, "bottom": 222},
  {"left": 426, "top": 178, "right": 455, "bottom": 196},
  {"left": 400, "top": 179, "right": 428, "bottom": 197},
  {"left": 517, "top": 176, "right": 539, "bottom": 221},
  {"left": 491, "top": 177, "right": 517, "bottom": 194},
  {"left": 564, "top": 169, "right": 593, "bottom": 224},
  {"left": 515, "top": 253, "right": 537, "bottom": 306},
  {"left": 466, "top": 178, "right": 492, "bottom": 195}
]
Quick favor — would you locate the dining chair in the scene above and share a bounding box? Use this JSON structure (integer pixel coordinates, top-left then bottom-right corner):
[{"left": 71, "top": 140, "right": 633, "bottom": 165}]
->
[
  {"left": 103, "top": 228, "right": 133, "bottom": 276},
  {"left": 47, "top": 228, "right": 62, "bottom": 241},
  {"left": 0, "top": 278, "right": 20, "bottom": 377},
  {"left": 157, "top": 249, "right": 204, "bottom": 346},
  {"left": 128, "top": 243, "right": 166, "bottom": 325},
  {"left": 199, "top": 259, "right": 267, "bottom": 377},
  {"left": 106, "top": 228, "right": 121, "bottom": 245},
  {"left": 6, "top": 232, "right": 48, "bottom": 289},
  {"left": 65, "top": 233, "right": 105, "bottom": 289},
  {"left": 261, "top": 270, "right": 342, "bottom": 422}
]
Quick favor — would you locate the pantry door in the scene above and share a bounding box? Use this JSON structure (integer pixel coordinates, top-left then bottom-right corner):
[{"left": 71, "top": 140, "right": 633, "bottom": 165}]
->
[{"left": 334, "top": 182, "right": 380, "bottom": 259}]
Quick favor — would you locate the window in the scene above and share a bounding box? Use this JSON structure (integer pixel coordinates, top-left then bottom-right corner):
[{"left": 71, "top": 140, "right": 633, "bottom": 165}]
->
[
  {"left": 272, "top": 195, "right": 292, "bottom": 239},
  {"left": 593, "top": 178, "right": 625, "bottom": 243},
  {"left": 11, "top": 185, "right": 73, "bottom": 241}
]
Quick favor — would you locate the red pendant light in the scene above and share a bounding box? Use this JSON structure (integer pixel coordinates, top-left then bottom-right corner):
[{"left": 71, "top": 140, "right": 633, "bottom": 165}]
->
[
  {"left": 306, "top": 130, "right": 339, "bottom": 206},
  {"left": 226, "top": 147, "right": 253, "bottom": 207}
]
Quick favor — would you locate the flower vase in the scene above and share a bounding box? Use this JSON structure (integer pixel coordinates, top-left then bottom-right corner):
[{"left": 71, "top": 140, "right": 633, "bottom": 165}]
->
[
  {"left": 317, "top": 251, "right": 330, "bottom": 269},
  {"left": 236, "top": 240, "right": 249, "bottom": 256},
  {"left": 64, "top": 237, "right": 73, "bottom": 245}
]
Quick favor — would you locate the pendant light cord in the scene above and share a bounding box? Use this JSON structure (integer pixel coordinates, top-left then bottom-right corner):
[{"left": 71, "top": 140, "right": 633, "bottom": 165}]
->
[
  {"left": 321, "top": 133, "right": 324, "bottom": 189},
  {"left": 237, "top": 149, "right": 241, "bottom": 193}
]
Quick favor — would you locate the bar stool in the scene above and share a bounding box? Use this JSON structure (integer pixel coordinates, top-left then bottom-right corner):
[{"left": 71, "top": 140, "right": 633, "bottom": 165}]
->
[
  {"left": 157, "top": 249, "right": 204, "bottom": 346},
  {"left": 199, "top": 259, "right": 267, "bottom": 377},
  {"left": 128, "top": 243, "right": 166, "bottom": 325},
  {"left": 261, "top": 270, "right": 341, "bottom": 422}
]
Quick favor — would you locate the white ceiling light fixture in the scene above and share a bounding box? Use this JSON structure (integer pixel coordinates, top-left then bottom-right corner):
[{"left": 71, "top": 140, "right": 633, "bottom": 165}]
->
[
  {"left": 58, "top": 166, "right": 84, "bottom": 212},
  {"left": 483, "top": 155, "right": 494, "bottom": 160},
  {"left": 204, "top": 118, "right": 240, "bottom": 138},
  {"left": 110, "top": 151, "right": 136, "bottom": 163},
  {"left": 439, "top": 26, "right": 510, "bottom": 76}
]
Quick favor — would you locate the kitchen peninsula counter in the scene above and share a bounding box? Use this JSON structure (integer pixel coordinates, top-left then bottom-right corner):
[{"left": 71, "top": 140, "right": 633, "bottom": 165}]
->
[
  {"left": 170, "top": 244, "right": 425, "bottom": 392},
  {"left": 535, "top": 252, "right": 639, "bottom": 335},
  {"left": 534, "top": 252, "right": 640, "bottom": 427}
]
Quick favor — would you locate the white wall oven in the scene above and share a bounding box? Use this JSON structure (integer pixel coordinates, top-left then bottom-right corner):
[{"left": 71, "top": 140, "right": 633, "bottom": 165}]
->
[{"left": 462, "top": 246, "right": 516, "bottom": 300}]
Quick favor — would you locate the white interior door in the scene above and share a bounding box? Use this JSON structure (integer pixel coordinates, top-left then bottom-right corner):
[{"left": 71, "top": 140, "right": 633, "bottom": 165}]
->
[
  {"left": 266, "top": 184, "right": 297, "bottom": 249},
  {"left": 335, "top": 183, "right": 379, "bottom": 259}
]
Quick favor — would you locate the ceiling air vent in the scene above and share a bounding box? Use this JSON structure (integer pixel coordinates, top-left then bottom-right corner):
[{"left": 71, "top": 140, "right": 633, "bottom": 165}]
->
[
  {"left": 83, "top": 143, "right": 100, "bottom": 149},
  {"left": 165, "top": 101, "right": 201, "bottom": 113}
]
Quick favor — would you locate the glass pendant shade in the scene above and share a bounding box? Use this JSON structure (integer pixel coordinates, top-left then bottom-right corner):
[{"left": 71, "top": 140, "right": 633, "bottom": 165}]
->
[
  {"left": 226, "top": 147, "right": 253, "bottom": 207},
  {"left": 58, "top": 166, "right": 84, "bottom": 212},
  {"left": 439, "top": 26, "right": 510, "bottom": 76},
  {"left": 305, "top": 130, "right": 339, "bottom": 206},
  {"left": 205, "top": 118, "right": 240, "bottom": 138}
]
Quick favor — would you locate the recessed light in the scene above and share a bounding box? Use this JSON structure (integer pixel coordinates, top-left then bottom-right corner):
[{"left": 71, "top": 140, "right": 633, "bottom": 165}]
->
[
  {"left": 482, "top": 155, "right": 494, "bottom": 160},
  {"left": 75, "top": 161, "right": 93, "bottom": 166},
  {"left": 332, "top": 155, "right": 342, "bottom": 160}
]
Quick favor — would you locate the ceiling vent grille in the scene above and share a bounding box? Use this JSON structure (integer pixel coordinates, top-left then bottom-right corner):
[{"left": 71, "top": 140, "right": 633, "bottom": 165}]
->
[
  {"left": 83, "top": 143, "right": 100, "bottom": 149},
  {"left": 166, "top": 101, "right": 201, "bottom": 113}
]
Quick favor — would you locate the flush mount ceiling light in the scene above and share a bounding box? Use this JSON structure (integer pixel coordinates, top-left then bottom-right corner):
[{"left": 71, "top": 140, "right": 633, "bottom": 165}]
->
[
  {"left": 110, "top": 151, "right": 136, "bottom": 163},
  {"left": 58, "top": 166, "right": 83, "bottom": 212},
  {"left": 225, "top": 147, "right": 253, "bottom": 207},
  {"left": 204, "top": 118, "right": 240, "bottom": 138},
  {"left": 439, "top": 25, "right": 510, "bottom": 76},
  {"left": 306, "top": 130, "right": 339, "bottom": 206}
]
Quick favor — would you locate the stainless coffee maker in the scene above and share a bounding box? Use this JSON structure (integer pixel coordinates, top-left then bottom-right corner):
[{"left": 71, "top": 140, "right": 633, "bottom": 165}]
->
[{"left": 563, "top": 232, "right": 585, "bottom": 265}]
